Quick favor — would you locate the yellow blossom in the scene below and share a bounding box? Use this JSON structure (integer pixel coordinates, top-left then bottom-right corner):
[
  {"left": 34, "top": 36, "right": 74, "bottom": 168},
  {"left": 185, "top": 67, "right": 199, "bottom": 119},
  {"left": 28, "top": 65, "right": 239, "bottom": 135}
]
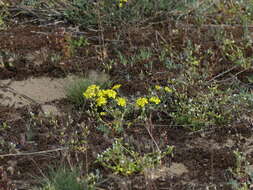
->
[
  {"left": 155, "top": 85, "right": 162, "bottom": 90},
  {"left": 104, "top": 89, "right": 117, "bottom": 99},
  {"left": 191, "top": 59, "right": 200, "bottom": 66},
  {"left": 97, "top": 89, "right": 106, "bottom": 97},
  {"left": 96, "top": 97, "right": 107, "bottom": 106},
  {"left": 164, "top": 86, "right": 173, "bottom": 93},
  {"left": 149, "top": 96, "right": 161, "bottom": 104},
  {"left": 116, "top": 97, "right": 127, "bottom": 107},
  {"left": 118, "top": 0, "right": 127, "bottom": 7},
  {"left": 112, "top": 84, "right": 121, "bottom": 90},
  {"left": 83, "top": 84, "right": 100, "bottom": 99},
  {"left": 136, "top": 97, "right": 148, "bottom": 108},
  {"left": 100, "top": 112, "right": 107, "bottom": 116}
]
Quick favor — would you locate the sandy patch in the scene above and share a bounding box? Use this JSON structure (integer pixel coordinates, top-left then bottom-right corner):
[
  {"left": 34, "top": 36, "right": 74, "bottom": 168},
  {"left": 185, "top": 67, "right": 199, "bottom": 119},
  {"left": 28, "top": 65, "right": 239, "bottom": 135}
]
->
[
  {"left": 144, "top": 162, "right": 189, "bottom": 180},
  {"left": 0, "top": 76, "right": 70, "bottom": 108}
]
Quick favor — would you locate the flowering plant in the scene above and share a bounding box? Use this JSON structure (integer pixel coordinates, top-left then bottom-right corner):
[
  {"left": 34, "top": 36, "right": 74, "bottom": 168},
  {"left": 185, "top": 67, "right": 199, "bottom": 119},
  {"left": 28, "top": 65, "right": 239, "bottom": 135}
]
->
[
  {"left": 83, "top": 84, "right": 128, "bottom": 133},
  {"left": 83, "top": 84, "right": 173, "bottom": 134}
]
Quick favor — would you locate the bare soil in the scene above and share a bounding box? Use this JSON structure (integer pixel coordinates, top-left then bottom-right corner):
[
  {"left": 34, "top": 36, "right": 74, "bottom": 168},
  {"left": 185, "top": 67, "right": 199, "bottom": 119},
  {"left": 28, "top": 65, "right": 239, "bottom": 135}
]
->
[{"left": 0, "top": 16, "right": 252, "bottom": 190}]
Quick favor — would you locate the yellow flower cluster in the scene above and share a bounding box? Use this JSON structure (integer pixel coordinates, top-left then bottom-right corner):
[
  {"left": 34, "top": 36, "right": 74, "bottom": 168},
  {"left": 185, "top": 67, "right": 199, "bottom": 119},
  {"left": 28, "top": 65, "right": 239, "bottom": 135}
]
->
[
  {"left": 83, "top": 84, "right": 100, "bottom": 99},
  {"left": 96, "top": 96, "right": 107, "bottom": 106},
  {"left": 98, "top": 89, "right": 117, "bottom": 99},
  {"left": 83, "top": 84, "right": 127, "bottom": 107},
  {"left": 155, "top": 85, "right": 162, "bottom": 90},
  {"left": 135, "top": 96, "right": 161, "bottom": 108},
  {"left": 164, "top": 87, "right": 172, "bottom": 93},
  {"left": 84, "top": 84, "right": 162, "bottom": 109},
  {"left": 116, "top": 97, "right": 127, "bottom": 107},
  {"left": 136, "top": 97, "right": 149, "bottom": 108},
  {"left": 112, "top": 84, "right": 121, "bottom": 90},
  {"left": 100, "top": 112, "right": 107, "bottom": 116},
  {"left": 155, "top": 85, "right": 173, "bottom": 93},
  {"left": 149, "top": 96, "right": 161, "bottom": 104}
]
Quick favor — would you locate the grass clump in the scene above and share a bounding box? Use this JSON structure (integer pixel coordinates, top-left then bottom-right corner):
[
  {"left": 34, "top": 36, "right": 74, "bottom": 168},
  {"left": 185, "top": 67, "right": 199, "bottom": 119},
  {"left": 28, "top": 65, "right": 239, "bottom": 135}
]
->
[
  {"left": 35, "top": 167, "right": 90, "bottom": 190},
  {"left": 65, "top": 71, "right": 111, "bottom": 107},
  {"left": 65, "top": 77, "right": 94, "bottom": 107}
]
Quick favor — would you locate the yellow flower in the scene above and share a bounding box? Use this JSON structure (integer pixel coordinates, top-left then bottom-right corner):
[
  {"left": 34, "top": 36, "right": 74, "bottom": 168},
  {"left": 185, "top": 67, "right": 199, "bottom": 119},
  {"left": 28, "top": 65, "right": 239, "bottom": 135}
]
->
[
  {"left": 126, "top": 170, "right": 133, "bottom": 175},
  {"left": 191, "top": 59, "right": 200, "bottom": 66},
  {"left": 97, "top": 89, "right": 106, "bottom": 97},
  {"left": 104, "top": 89, "right": 117, "bottom": 99},
  {"left": 96, "top": 97, "right": 107, "bottom": 106},
  {"left": 83, "top": 85, "right": 100, "bottom": 99},
  {"left": 136, "top": 97, "right": 148, "bottom": 108},
  {"left": 100, "top": 112, "right": 107, "bottom": 116},
  {"left": 112, "top": 84, "right": 121, "bottom": 90},
  {"left": 118, "top": 0, "right": 127, "bottom": 7},
  {"left": 164, "top": 86, "right": 173, "bottom": 93},
  {"left": 155, "top": 85, "right": 162, "bottom": 90},
  {"left": 149, "top": 96, "right": 161, "bottom": 104},
  {"left": 116, "top": 97, "right": 127, "bottom": 107}
]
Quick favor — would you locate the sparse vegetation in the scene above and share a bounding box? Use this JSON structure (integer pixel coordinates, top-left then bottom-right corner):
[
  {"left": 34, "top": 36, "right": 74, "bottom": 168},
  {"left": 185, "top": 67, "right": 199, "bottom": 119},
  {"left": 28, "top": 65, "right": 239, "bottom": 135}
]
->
[
  {"left": 96, "top": 138, "right": 174, "bottom": 176},
  {"left": 1, "top": 0, "right": 253, "bottom": 189}
]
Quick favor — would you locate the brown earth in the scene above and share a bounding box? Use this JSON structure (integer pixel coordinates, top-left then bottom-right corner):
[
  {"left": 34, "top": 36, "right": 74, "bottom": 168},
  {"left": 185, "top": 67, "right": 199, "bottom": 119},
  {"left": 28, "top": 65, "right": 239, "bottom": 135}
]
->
[{"left": 0, "top": 11, "right": 252, "bottom": 190}]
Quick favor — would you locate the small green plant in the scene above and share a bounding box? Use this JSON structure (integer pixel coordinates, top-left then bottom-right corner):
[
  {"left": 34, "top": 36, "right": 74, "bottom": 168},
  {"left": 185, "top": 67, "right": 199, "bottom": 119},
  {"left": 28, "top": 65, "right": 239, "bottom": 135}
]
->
[
  {"left": 118, "top": 52, "right": 128, "bottom": 66},
  {"left": 170, "top": 83, "right": 243, "bottom": 131},
  {"left": 118, "top": 48, "right": 153, "bottom": 68},
  {"left": 137, "top": 48, "right": 153, "bottom": 61},
  {"left": 71, "top": 36, "right": 89, "bottom": 48},
  {"left": 96, "top": 138, "right": 174, "bottom": 176},
  {"left": 0, "top": 122, "right": 10, "bottom": 132},
  {"left": 49, "top": 53, "right": 61, "bottom": 63},
  {"left": 68, "top": 36, "right": 89, "bottom": 56},
  {"left": 222, "top": 38, "right": 252, "bottom": 69},
  {"left": 61, "top": 35, "right": 90, "bottom": 58}
]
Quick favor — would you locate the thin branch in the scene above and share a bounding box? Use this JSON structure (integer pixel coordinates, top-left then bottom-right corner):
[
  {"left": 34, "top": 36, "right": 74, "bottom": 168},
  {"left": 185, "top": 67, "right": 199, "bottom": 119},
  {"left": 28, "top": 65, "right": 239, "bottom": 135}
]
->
[
  {"left": 144, "top": 115, "right": 160, "bottom": 152},
  {"left": 207, "top": 65, "right": 238, "bottom": 83},
  {"left": 0, "top": 147, "right": 68, "bottom": 158}
]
